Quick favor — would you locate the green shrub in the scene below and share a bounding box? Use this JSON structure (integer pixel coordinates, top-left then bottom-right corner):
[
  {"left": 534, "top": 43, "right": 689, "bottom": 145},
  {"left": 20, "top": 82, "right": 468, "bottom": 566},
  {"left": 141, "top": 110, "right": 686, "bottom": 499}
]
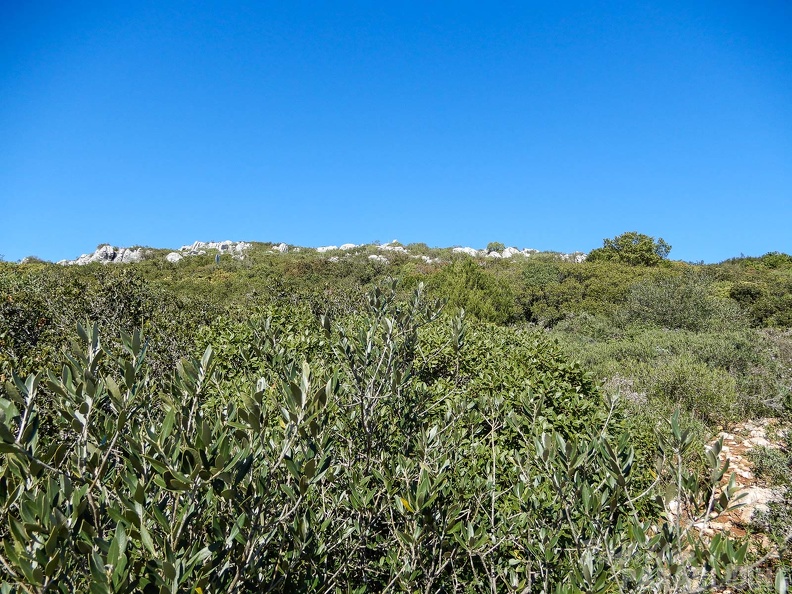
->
[
  {"left": 750, "top": 445, "right": 791, "bottom": 488},
  {"left": 430, "top": 258, "right": 517, "bottom": 324},
  {"left": 626, "top": 272, "right": 747, "bottom": 331},
  {"left": 0, "top": 285, "right": 756, "bottom": 592},
  {"left": 587, "top": 231, "right": 671, "bottom": 266},
  {"left": 760, "top": 251, "right": 792, "bottom": 270},
  {"left": 634, "top": 354, "right": 739, "bottom": 425}
]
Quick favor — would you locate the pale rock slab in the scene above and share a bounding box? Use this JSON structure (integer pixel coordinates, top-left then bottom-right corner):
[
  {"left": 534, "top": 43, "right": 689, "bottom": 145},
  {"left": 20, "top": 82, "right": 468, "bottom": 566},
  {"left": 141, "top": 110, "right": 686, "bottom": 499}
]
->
[
  {"left": 379, "top": 244, "right": 407, "bottom": 253},
  {"left": 452, "top": 247, "right": 480, "bottom": 257}
]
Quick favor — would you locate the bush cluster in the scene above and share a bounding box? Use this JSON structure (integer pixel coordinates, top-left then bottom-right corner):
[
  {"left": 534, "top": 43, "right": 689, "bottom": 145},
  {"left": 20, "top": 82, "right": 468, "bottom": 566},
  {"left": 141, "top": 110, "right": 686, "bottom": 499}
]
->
[
  {"left": 0, "top": 285, "right": 758, "bottom": 592},
  {"left": 1, "top": 235, "right": 791, "bottom": 591}
]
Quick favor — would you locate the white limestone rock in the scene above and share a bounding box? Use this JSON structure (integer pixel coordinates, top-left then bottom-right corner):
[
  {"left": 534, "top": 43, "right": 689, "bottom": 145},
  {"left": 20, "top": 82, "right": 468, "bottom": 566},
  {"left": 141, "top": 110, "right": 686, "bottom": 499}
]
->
[
  {"left": 339, "top": 243, "right": 357, "bottom": 251},
  {"left": 179, "top": 240, "right": 251, "bottom": 256},
  {"left": 180, "top": 241, "right": 205, "bottom": 253},
  {"left": 560, "top": 252, "right": 587, "bottom": 263},
  {"left": 117, "top": 248, "right": 144, "bottom": 263},
  {"left": 368, "top": 254, "right": 388, "bottom": 264},
  {"left": 61, "top": 245, "right": 132, "bottom": 266},
  {"left": 379, "top": 244, "right": 407, "bottom": 253},
  {"left": 737, "top": 487, "right": 777, "bottom": 524},
  {"left": 452, "top": 247, "right": 480, "bottom": 257},
  {"left": 166, "top": 252, "right": 183, "bottom": 263},
  {"left": 84, "top": 245, "right": 116, "bottom": 264},
  {"left": 316, "top": 246, "right": 338, "bottom": 253}
]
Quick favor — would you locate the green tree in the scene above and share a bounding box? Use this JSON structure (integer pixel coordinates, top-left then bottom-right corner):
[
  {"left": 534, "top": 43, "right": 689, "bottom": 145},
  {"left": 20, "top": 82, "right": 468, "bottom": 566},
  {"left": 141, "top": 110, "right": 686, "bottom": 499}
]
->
[{"left": 587, "top": 231, "right": 671, "bottom": 266}]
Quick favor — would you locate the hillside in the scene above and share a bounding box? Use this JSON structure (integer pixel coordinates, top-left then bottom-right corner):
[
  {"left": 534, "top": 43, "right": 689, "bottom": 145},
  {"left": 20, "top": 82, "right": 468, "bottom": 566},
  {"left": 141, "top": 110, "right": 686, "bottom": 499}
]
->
[{"left": 1, "top": 233, "right": 791, "bottom": 592}]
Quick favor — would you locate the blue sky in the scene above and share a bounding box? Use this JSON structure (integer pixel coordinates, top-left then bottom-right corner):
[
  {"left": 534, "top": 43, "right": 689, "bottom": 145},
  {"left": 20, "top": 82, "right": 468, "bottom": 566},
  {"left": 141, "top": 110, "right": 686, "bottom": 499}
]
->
[{"left": 1, "top": 1, "right": 790, "bottom": 263}]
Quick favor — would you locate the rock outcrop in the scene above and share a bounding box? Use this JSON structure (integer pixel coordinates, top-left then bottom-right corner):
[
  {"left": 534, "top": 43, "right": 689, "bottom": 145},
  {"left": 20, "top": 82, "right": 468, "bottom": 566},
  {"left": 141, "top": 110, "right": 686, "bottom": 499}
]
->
[
  {"left": 452, "top": 246, "right": 558, "bottom": 259},
  {"left": 669, "top": 419, "right": 788, "bottom": 556},
  {"left": 179, "top": 240, "right": 250, "bottom": 256},
  {"left": 56, "top": 240, "right": 587, "bottom": 266},
  {"left": 452, "top": 247, "right": 480, "bottom": 257},
  {"left": 59, "top": 240, "right": 252, "bottom": 265},
  {"left": 58, "top": 246, "right": 146, "bottom": 266},
  {"left": 561, "top": 252, "right": 587, "bottom": 263}
]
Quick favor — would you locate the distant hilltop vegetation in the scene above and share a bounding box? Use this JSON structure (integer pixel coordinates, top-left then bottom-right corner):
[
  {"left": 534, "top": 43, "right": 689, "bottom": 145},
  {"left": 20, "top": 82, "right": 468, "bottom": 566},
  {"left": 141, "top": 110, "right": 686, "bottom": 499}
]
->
[{"left": 53, "top": 240, "right": 588, "bottom": 266}]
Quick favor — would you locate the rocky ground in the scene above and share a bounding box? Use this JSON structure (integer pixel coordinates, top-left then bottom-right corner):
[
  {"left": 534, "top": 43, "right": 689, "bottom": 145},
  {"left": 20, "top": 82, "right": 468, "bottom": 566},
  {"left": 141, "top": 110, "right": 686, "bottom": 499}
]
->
[
  {"left": 52, "top": 239, "right": 587, "bottom": 266},
  {"left": 696, "top": 419, "right": 789, "bottom": 560}
]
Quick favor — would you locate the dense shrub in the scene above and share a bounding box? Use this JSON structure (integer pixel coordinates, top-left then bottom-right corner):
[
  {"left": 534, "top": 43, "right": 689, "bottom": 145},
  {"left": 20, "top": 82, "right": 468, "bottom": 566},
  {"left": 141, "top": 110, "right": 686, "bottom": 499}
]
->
[
  {"left": 626, "top": 272, "right": 747, "bottom": 332},
  {"left": 634, "top": 355, "right": 739, "bottom": 425},
  {"left": 430, "top": 258, "right": 517, "bottom": 324},
  {"left": 0, "top": 285, "right": 757, "bottom": 592},
  {"left": 1, "top": 243, "right": 791, "bottom": 591},
  {"left": 587, "top": 231, "right": 671, "bottom": 267}
]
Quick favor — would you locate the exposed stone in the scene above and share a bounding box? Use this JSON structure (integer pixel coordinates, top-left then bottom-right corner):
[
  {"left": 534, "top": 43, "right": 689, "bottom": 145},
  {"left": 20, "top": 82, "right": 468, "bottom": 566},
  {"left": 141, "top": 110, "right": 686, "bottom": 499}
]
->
[
  {"left": 166, "top": 252, "right": 183, "bottom": 263},
  {"left": 681, "top": 418, "right": 788, "bottom": 558},
  {"left": 745, "top": 436, "right": 772, "bottom": 448},
  {"left": 58, "top": 240, "right": 252, "bottom": 265},
  {"left": 117, "top": 248, "right": 144, "bottom": 263},
  {"left": 452, "top": 247, "right": 480, "bottom": 257},
  {"left": 379, "top": 244, "right": 408, "bottom": 253},
  {"left": 368, "top": 254, "right": 388, "bottom": 264},
  {"left": 560, "top": 252, "right": 588, "bottom": 263},
  {"left": 179, "top": 240, "right": 251, "bottom": 256},
  {"left": 56, "top": 240, "right": 587, "bottom": 267},
  {"left": 81, "top": 245, "right": 116, "bottom": 264},
  {"left": 60, "top": 245, "right": 142, "bottom": 266},
  {"left": 737, "top": 487, "right": 776, "bottom": 524}
]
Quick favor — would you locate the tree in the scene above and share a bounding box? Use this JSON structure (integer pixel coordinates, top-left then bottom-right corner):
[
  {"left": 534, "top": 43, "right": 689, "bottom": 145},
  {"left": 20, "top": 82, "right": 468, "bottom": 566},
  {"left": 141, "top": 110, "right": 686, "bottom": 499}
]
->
[{"left": 587, "top": 231, "right": 671, "bottom": 266}]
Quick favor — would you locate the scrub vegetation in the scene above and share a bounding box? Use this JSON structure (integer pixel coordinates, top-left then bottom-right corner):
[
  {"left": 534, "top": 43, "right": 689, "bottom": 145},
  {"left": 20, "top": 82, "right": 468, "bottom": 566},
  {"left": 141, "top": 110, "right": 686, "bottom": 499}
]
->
[{"left": 1, "top": 233, "right": 791, "bottom": 592}]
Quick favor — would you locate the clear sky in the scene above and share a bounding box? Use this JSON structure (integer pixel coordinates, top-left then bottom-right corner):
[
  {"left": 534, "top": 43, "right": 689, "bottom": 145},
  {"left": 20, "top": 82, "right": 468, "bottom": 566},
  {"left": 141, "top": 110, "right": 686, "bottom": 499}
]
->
[{"left": 1, "top": 1, "right": 790, "bottom": 263}]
